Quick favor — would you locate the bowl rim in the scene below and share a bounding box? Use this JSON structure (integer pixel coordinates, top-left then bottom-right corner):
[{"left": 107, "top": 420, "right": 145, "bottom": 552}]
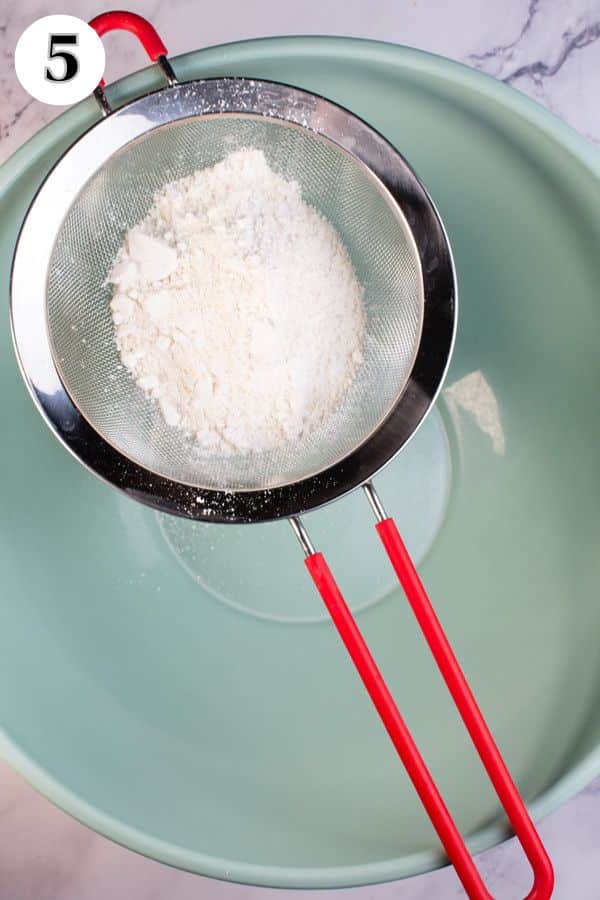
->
[{"left": 2, "top": 33, "right": 600, "bottom": 890}]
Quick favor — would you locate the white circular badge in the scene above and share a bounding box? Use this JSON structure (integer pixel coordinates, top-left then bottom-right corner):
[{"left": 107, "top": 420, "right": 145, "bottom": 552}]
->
[{"left": 14, "top": 15, "right": 105, "bottom": 106}]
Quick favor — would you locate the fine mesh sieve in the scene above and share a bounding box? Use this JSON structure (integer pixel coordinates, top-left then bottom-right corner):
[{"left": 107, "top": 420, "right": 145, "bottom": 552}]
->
[
  {"left": 47, "top": 114, "right": 423, "bottom": 492},
  {"left": 10, "top": 13, "right": 554, "bottom": 900},
  {"left": 13, "top": 65, "right": 456, "bottom": 522}
]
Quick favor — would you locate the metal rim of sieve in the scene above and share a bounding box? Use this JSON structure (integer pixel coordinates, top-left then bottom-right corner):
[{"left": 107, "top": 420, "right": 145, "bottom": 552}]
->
[{"left": 11, "top": 70, "right": 456, "bottom": 525}]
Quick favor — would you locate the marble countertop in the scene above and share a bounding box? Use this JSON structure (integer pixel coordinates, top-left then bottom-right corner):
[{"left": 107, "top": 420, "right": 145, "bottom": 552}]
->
[{"left": 1, "top": 0, "right": 599, "bottom": 897}]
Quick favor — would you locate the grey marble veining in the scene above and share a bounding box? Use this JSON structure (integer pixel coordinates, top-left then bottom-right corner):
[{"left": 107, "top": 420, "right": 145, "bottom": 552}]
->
[
  {"left": 1, "top": 1, "right": 599, "bottom": 898},
  {"left": 2, "top": 0, "right": 600, "bottom": 162},
  {"left": 468, "top": 0, "right": 600, "bottom": 143}
]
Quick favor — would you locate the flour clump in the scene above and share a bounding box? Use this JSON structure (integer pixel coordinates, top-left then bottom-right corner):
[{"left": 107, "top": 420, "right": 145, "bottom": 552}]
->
[{"left": 108, "top": 148, "right": 365, "bottom": 454}]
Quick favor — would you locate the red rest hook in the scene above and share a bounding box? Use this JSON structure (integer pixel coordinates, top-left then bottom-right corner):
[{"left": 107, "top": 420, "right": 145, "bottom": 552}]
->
[{"left": 89, "top": 10, "right": 169, "bottom": 89}]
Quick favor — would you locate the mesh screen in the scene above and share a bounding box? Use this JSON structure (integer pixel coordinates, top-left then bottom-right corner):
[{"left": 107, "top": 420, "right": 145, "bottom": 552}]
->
[{"left": 47, "top": 115, "right": 423, "bottom": 491}]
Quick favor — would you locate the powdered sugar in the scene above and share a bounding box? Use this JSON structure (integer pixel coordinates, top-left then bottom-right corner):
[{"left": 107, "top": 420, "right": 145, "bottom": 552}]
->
[{"left": 108, "top": 148, "right": 365, "bottom": 455}]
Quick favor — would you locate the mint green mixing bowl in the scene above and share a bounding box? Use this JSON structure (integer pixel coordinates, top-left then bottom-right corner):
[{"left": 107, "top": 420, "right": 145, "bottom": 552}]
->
[{"left": 1, "top": 36, "right": 600, "bottom": 890}]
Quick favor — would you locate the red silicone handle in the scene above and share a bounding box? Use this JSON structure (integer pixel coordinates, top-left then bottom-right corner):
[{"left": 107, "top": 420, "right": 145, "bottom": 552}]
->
[
  {"left": 376, "top": 518, "right": 554, "bottom": 899},
  {"left": 305, "top": 548, "right": 554, "bottom": 900},
  {"left": 89, "top": 11, "right": 169, "bottom": 89}
]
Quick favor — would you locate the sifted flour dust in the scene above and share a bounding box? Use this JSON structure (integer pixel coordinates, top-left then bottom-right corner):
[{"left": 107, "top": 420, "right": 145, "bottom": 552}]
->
[{"left": 108, "top": 148, "right": 365, "bottom": 455}]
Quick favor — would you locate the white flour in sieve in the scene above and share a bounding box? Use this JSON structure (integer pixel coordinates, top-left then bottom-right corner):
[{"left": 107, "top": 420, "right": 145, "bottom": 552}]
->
[{"left": 108, "top": 148, "right": 365, "bottom": 454}]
